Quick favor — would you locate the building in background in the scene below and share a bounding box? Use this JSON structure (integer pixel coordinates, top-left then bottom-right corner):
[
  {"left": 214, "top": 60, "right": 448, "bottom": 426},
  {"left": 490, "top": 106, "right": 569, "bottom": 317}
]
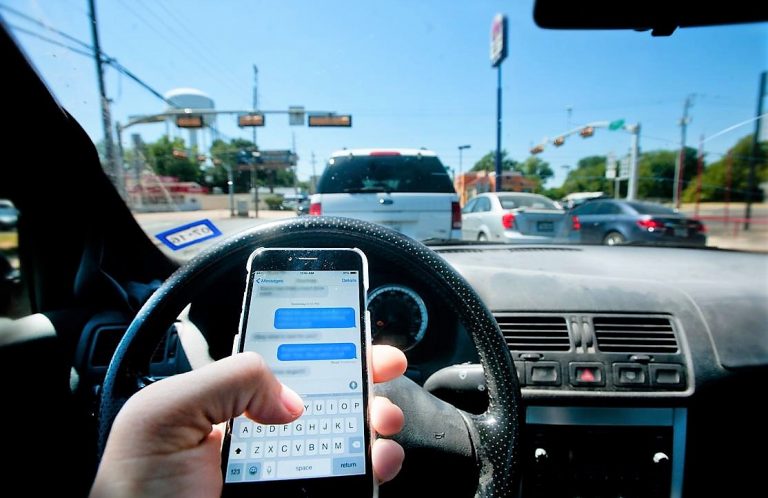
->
[{"left": 455, "top": 171, "right": 537, "bottom": 205}]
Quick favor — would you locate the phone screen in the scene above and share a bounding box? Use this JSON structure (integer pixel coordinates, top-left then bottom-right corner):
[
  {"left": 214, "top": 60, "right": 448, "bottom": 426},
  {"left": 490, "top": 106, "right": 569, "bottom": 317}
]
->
[{"left": 224, "top": 257, "right": 369, "bottom": 486}]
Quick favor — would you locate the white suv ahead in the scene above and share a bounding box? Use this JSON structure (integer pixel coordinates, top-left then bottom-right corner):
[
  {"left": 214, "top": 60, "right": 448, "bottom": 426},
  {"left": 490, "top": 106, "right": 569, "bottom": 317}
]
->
[{"left": 309, "top": 149, "right": 461, "bottom": 241}]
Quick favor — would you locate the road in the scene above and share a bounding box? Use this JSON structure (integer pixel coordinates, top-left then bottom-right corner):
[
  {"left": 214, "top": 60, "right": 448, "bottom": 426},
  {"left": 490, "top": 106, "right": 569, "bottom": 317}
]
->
[
  {"left": 134, "top": 203, "right": 768, "bottom": 257},
  {"left": 135, "top": 209, "right": 297, "bottom": 259}
]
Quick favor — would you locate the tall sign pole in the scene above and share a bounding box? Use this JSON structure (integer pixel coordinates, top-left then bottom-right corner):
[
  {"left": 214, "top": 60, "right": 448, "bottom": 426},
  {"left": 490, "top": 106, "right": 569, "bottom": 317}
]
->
[{"left": 491, "top": 14, "right": 507, "bottom": 192}]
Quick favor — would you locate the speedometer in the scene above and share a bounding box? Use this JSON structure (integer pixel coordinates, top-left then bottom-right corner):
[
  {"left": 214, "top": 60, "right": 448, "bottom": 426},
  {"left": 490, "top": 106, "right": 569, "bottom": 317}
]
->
[{"left": 367, "top": 284, "right": 428, "bottom": 351}]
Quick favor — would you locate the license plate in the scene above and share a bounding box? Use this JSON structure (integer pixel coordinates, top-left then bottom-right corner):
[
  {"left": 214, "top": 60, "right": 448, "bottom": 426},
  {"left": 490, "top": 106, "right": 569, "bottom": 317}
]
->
[
  {"left": 537, "top": 221, "right": 554, "bottom": 232},
  {"left": 674, "top": 228, "right": 688, "bottom": 237}
]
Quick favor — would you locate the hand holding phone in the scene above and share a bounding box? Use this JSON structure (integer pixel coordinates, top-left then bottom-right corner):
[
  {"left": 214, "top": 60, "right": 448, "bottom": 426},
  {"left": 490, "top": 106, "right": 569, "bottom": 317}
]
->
[{"left": 222, "top": 248, "right": 376, "bottom": 497}]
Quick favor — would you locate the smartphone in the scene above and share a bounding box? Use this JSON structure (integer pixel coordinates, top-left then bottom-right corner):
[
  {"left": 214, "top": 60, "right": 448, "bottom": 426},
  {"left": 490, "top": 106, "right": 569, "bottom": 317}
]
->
[{"left": 221, "top": 247, "right": 375, "bottom": 498}]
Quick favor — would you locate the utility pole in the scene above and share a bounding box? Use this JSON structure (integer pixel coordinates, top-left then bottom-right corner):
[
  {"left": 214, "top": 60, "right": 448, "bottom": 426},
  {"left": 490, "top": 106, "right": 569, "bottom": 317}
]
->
[
  {"left": 744, "top": 71, "right": 766, "bottom": 230},
  {"left": 673, "top": 95, "right": 694, "bottom": 208},
  {"left": 458, "top": 145, "right": 471, "bottom": 204},
  {"left": 311, "top": 152, "right": 318, "bottom": 194},
  {"left": 88, "top": 0, "right": 121, "bottom": 198},
  {"left": 252, "top": 65, "right": 259, "bottom": 217},
  {"left": 627, "top": 124, "right": 641, "bottom": 201}
]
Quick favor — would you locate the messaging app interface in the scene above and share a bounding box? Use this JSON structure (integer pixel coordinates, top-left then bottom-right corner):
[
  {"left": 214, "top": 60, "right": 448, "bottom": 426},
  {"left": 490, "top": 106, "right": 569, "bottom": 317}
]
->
[{"left": 225, "top": 270, "right": 366, "bottom": 483}]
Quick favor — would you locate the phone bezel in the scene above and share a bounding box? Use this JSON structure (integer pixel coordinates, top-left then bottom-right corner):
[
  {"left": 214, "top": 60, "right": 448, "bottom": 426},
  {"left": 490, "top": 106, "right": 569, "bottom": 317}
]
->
[{"left": 221, "top": 247, "right": 376, "bottom": 498}]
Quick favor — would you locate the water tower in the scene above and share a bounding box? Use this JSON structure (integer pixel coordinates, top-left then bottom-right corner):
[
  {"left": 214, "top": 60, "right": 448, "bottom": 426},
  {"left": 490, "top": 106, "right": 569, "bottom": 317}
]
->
[{"left": 164, "top": 88, "right": 215, "bottom": 151}]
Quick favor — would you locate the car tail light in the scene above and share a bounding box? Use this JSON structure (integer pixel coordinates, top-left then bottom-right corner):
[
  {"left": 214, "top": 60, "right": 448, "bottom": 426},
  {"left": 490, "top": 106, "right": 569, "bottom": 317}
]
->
[
  {"left": 571, "top": 215, "right": 581, "bottom": 231},
  {"left": 502, "top": 213, "right": 516, "bottom": 229},
  {"left": 451, "top": 201, "right": 462, "bottom": 229},
  {"left": 369, "top": 151, "right": 400, "bottom": 156},
  {"left": 637, "top": 218, "right": 665, "bottom": 231},
  {"left": 309, "top": 202, "right": 322, "bottom": 216},
  {"left": 696, "top": 222, "right": 707, "bottom": 233}
]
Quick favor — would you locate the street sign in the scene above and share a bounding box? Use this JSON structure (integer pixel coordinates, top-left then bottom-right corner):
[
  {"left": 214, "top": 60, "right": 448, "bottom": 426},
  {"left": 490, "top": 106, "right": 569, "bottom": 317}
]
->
[
  {"left": 490, "top": 14, "right": 507, "bottom": 67},
  {"left": 606, "top": 155, "right": 617, "bottom": 179},
  {"left": 289, "top": 106, "right": 305, "bottom": 126},
  {"left": 259, "top": 150, "right": 298, "bottom": 165},
  {"left": 308, "top": 114, "right": 352, "bottom": 127},
  {"left": 619, "top": 156, "right": 630, "bottom": 179},
  {"left": 609, "top": 119, "right": 626, "bottom": 131},
  {"left": 238, "top": 113, "right": 265, "bottom": 127}
]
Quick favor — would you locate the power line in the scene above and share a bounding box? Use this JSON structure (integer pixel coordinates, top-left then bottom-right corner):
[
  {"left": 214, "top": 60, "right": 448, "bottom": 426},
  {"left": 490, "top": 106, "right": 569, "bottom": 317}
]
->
[
  {"left": 0, "top": 3, "right": 92, "bottom": 50},
  {"left": 8, "top": 23, "right": 95, "bottom": 58},
  {"left": 115, "top": 0, "right": 244, "bottom": 98},
  {"left": 7, "top": 21, "right": 173, "bottom": 107},
  {"left": 138, "top": 0, "right": 245, "bottom": 95}
]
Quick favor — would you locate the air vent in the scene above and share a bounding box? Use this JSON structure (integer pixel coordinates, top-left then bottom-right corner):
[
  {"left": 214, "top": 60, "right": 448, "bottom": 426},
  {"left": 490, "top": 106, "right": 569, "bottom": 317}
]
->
[
  {"left": 495, "top": 315, "right": 571, "bottom": 351},
  {"left": 594, "top": 316, "right": 678, "bottom": 353}
]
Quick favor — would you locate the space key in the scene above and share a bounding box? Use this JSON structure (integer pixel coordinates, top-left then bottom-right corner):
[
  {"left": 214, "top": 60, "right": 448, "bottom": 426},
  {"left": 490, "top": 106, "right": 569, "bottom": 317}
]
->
[{"left": 277, "top": 459, "right": 332, "bottom": 479}]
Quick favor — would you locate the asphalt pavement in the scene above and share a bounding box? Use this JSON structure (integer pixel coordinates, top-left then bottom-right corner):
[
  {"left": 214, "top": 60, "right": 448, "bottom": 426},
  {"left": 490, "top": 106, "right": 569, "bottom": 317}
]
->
[{"left": 134, "top": 203, "right": 768, "bottom": 256}]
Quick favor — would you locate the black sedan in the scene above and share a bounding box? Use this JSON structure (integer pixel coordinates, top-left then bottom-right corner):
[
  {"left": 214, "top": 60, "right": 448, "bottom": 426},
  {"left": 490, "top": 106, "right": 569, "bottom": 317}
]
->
[{"left": 562, "top": 199, "right": 707, "bottom": 246}]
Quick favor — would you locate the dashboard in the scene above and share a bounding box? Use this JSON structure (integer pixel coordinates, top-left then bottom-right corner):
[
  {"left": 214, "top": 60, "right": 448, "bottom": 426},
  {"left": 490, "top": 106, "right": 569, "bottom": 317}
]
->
[{"left": 77, "top": 243, "right": 768, "bottom": 498}]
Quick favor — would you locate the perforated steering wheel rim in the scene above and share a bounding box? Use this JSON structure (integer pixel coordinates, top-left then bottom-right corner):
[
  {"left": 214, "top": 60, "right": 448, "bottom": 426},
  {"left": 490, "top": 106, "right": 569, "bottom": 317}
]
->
[{"left": 98, "top": 217, "right": 521, "bottom": 497}]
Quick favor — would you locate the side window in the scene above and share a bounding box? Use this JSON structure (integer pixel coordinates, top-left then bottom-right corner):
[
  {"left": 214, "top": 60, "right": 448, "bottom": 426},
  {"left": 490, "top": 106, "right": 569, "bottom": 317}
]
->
[
  {"left": 595, "top": 202, "right": 622, "bottom": 215},
  {"left": 573, "top": 202, "right": 599, "bottom": 216},
  {"left": 476, "top": 197, "right": 491, "bottom": 212},
  {"left": 0, "top": 200, "right": 27, "bottom": 320},
  {"left": 462, "top": 198, "right": 477, "bottom": 214}
]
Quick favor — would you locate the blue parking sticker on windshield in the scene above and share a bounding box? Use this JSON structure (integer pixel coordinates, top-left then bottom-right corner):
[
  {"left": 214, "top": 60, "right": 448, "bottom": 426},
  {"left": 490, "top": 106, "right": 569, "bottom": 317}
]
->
[{"left": 155, "top": 219, "right": 222, "bottom": 251}]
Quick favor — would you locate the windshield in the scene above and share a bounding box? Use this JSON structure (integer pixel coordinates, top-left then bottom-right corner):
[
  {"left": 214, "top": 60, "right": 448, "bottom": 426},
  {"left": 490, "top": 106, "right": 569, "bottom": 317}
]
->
[
  {"left": 626, "top": 202, "right": 678, "bottom": 216},
  {"left": 2, "top": 0, "right": 766, "bottom": 257},
  {"left": 318, "top": 155, "right": 455, "bottom": 194},
  {"left": 499, "top": 195, "right": 558, "bottom": 210}
]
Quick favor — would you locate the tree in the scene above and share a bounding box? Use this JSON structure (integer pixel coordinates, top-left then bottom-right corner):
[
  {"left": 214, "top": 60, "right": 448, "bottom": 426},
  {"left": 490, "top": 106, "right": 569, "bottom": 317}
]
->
[
  {"left": 559, "top": 155, "right": 609, "bottom": 195},
  {"left": 681, "top": 135, "right": 767, "bottom": 202},
  {"left": 520, "top": 156, "right": 554, "bottom": 192},
  {"left": 206, "top": 138, "right": 298, "bottom": 193},
  {"left": 471, "top": 151, "right": 519, "bottom": 172},
  {"left": 636, "top": 148, "right": 697, "bottom": 201},
  {"left": 145, "top": 136, "right": 200, "bottom": 182}
]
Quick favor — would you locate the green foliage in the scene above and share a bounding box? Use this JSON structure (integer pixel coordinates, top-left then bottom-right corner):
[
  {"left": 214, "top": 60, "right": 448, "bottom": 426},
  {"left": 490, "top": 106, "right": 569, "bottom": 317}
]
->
[
  {"left": 471, "top": 151, "right": 519, "bottom": 172},
  {"left": 206, "top": 138, "right": 298, "bottom": 193},
  {"left": 559, "top": 155, "right": 609, "bottom": 194},
  {"left": 636, "top": 148, "right": 696, "bottom": 201},
  {"left": 145, "top": 136, "right": 200, "bottom": 182},
  {"left": 682, "top": 135, "right": 767, "bottom": 202},
  {"left": 263, "top": 195, "right": 285, "bottom": 210}
]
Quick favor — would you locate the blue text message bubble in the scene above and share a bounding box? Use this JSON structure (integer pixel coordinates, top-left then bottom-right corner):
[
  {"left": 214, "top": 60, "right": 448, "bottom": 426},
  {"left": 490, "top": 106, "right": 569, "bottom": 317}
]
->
[
  {"left": 274, "top": 307, "right": 356, "bottom": 329},
  {"left": 277, "top": 343, "right": 357, "bottom": 361}
]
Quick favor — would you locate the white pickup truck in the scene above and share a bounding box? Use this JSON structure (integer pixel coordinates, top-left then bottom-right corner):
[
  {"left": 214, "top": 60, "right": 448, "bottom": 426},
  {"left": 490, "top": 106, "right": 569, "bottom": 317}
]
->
[{"left": 309, "top": 149, "right": 461, "bottom": 241}]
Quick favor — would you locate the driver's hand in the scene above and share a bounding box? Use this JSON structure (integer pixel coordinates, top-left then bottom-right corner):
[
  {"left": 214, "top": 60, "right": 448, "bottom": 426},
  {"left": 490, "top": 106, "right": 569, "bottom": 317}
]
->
[{"left": 90, "top": 345, "right": 406, "bottom": 498}]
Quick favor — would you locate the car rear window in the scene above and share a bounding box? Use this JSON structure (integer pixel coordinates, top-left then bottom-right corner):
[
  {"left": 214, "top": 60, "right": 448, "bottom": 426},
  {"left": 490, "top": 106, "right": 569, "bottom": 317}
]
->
[
  {"left": 317, "top": 155, "right": 456, "bottom": 194},
  {"left": 626, "top": 202, "right": 677, "bottom": 215},
  {"left": 499, "top": 195, "right": 558, "bottom": 210}
]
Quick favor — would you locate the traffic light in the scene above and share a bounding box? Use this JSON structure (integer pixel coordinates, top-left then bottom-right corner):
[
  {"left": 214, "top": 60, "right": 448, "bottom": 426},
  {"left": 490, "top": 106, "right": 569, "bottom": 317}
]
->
[
  {"left": 580, "top": 126, "right": 595, "bottom": 138},
  {"left": 530, "top": 145, "right": 545, "bottom": 155},
  {"left": 238, "top": 113, "right": 265, "bottom": 127},
  {"left": 553, "top": 136, "right": 565, "bottom": 147},
  {"left": 176, "top": 115, "right": 204, "bottom": 128},
  {"left": 308, "top": 114, "right": 352, "bottom": 127}
]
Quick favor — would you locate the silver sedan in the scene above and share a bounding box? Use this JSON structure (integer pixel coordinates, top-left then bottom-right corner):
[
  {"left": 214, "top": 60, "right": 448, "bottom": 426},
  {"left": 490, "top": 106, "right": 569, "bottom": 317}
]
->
[{"left": 461, "top": 192, "right": 565, "bottom": 243}]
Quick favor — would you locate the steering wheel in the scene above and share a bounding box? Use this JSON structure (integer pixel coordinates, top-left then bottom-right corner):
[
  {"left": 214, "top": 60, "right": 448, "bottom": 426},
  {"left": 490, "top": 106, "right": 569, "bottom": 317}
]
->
[{"left": 98, "top": 217, "right": 522, "bottom": 497}]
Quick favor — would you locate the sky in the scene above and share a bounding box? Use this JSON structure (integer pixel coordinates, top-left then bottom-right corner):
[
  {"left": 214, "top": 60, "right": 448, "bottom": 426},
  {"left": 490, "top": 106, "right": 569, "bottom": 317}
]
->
[{"left": 3, "top": 0, "right": 767, "bottom": 188}]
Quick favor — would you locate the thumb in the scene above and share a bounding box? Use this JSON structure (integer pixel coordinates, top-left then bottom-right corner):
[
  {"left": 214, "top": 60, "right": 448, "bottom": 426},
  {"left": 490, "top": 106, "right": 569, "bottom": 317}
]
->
[{"left": 110, "top": 352, "right": 304, "bottom": 456}]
